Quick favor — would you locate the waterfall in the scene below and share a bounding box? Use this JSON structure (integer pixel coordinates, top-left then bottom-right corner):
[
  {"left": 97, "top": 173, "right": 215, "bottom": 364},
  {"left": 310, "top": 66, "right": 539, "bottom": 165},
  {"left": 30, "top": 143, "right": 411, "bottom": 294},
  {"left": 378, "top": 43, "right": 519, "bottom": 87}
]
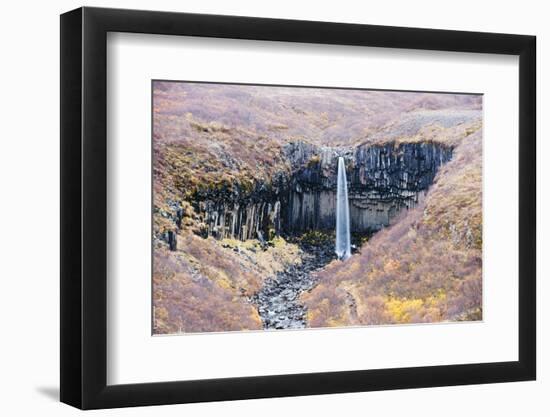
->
[{"left": 335, "top": 157, "right": 351, "bottom": 260}]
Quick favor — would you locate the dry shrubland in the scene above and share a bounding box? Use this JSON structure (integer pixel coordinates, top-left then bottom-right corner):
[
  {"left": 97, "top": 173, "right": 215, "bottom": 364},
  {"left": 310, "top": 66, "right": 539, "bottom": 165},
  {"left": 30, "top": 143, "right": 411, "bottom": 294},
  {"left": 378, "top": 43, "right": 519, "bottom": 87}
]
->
[
  {"left": 152, "top": 81, "right": 483, "bottom": 333},
  {"left": 153, "top": 230, "right": 304, "bottom": 333}
]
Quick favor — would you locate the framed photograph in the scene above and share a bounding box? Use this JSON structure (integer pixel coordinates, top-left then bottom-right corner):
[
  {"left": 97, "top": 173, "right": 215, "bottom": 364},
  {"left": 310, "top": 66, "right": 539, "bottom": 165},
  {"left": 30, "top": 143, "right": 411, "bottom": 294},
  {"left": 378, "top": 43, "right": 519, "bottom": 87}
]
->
[{"left": 60, "top": 6, "right": 536, "bottom": 409}]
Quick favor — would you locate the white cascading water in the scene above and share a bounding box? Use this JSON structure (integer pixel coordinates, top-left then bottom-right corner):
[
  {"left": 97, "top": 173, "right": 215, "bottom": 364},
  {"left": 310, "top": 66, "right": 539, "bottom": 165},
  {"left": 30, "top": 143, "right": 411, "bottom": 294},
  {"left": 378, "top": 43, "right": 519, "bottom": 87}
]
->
[{"left": 335, "top": 157, "right": 351, "bottom": 260}]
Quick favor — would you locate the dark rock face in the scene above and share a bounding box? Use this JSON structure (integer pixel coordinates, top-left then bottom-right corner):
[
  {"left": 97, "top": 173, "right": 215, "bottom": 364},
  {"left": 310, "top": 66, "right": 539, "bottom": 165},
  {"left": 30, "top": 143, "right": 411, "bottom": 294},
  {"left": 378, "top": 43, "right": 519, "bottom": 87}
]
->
[
  {"left": 167, "top": 230, "right": 177, "bottom": 251},
  {"left": 156, "top": 200, "right": 184, "bottom": 250},
  {"left": 194, "top": 173, "right": 288, "bottom": 241},
  {"left": 285, "top": 141, "right": 453, "bottom": 234},
  {"left": 195, "top": 140, "right": 452, "bottom": 240}
]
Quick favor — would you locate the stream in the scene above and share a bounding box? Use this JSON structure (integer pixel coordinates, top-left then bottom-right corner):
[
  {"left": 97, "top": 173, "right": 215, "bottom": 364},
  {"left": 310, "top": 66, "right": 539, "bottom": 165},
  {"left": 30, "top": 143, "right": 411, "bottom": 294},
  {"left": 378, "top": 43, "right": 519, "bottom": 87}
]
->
[{"left": 252, "top": 238, "right": 336, "bottom": 330}]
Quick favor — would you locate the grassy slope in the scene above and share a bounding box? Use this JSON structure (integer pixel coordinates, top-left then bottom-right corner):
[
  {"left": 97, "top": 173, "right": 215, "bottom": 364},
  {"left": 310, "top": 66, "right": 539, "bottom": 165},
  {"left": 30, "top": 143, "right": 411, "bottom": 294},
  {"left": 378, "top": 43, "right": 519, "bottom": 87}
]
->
[{"left": 153, "top": 81, "right": 483, "bottom": 333}]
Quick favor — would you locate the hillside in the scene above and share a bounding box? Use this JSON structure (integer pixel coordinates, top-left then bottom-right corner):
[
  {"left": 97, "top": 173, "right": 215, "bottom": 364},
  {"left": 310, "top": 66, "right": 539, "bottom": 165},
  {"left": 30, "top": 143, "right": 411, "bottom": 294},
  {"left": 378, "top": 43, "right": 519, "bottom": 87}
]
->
[
  {"left": 302, "top": 128, "right": 483, "bottom": 326},
  {"left": 152, "top": 81, "right": 483, "bottom": 334}
]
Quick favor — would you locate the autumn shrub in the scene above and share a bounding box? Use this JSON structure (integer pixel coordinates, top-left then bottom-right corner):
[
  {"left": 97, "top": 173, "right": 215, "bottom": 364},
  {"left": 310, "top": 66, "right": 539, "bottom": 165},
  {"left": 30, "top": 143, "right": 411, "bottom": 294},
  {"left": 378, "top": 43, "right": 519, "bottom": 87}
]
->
[
  {"left": 153, "top": 230, "right": 304, "bottom": 334},
  {"left": 153, "top": 239, "right": 263, "bottom": 334}
]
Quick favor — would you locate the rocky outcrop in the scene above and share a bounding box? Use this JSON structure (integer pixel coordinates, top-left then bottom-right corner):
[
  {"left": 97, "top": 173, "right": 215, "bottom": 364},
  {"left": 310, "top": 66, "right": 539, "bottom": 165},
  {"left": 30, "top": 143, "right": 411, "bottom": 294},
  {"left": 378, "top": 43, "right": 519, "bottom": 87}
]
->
[
  {"left": 192, "top": 173, "right": 288, "bottom": 241},
  {"left": 284, "top": 141, "right": 453, "bottom": 234},
  {"left": 193, "top": 140, "right": 452, "bottom": 241}
]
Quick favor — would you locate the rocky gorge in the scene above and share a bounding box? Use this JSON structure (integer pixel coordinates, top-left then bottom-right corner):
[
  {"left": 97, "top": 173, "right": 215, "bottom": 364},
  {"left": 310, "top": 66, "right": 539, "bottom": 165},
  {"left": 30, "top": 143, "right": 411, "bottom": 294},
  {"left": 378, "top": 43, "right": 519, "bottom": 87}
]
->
[{"left": 251, "top": 236, "right": 337, "bottom": 329}]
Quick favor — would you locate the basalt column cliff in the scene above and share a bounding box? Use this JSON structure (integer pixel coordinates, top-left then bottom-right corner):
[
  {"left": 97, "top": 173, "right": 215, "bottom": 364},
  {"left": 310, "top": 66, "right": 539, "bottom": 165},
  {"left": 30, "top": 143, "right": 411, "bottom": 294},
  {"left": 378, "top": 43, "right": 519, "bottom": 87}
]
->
[{"left": 186, "top": 140, "right": 452, "bottom": 244}]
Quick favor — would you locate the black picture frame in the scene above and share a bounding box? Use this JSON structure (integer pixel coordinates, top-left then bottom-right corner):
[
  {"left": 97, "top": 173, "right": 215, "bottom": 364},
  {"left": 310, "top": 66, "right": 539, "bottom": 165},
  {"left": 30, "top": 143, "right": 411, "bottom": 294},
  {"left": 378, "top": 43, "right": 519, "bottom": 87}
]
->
[{"left": 60, "top": 6, "right": 536, "bottom": 410}]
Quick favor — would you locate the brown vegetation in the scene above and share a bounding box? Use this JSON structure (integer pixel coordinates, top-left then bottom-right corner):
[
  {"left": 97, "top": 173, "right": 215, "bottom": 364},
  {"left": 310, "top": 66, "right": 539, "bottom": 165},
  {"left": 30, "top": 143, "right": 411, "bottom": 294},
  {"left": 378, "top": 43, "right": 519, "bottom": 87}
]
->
[
  {"left": 153, "top": 230, "right": 304, "bottom": 333},
  {"left": 152, "top": 81, "right": 483, "bottom": 333}
]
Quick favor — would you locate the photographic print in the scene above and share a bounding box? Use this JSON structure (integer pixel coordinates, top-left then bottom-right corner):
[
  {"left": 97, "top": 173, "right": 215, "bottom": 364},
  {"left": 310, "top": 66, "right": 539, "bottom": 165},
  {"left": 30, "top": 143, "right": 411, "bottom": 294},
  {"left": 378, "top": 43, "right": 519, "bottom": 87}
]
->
[{"left": 152, "top": 81, "right": 483, "bottom": 335}]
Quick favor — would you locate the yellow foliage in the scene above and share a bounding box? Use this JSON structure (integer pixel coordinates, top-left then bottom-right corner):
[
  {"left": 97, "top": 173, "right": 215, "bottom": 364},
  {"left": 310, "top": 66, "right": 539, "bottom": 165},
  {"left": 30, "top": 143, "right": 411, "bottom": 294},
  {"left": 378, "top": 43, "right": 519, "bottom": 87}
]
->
[
  {"left": 216, "top": 276, "right": 233, "bottom": 290},
  {"left": 327, "top": 317, "right": 347, "bottom": 327},
  {"left": 271, "top": 236, "right": 288, "bottom": 248},
  {"left": 426, "top": 290, "right": 447, "bottom": 307},
  {"left": 385, "top": 297, "right": 424, "bottom": 323}
]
